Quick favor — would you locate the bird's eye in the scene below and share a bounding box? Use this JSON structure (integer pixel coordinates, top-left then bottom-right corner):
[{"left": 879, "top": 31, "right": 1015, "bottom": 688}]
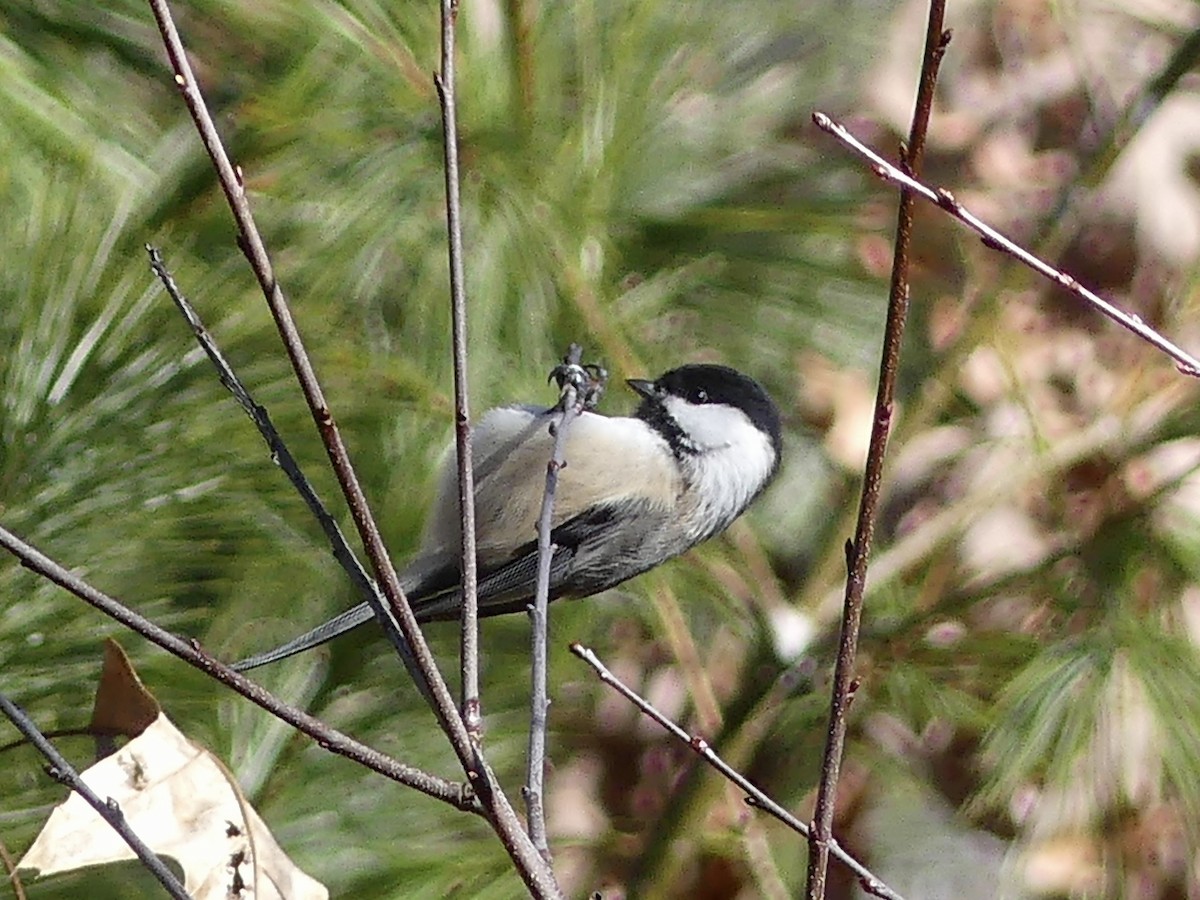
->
[{"left": 694, "top": 389, "right": 709, "bottom": 403}]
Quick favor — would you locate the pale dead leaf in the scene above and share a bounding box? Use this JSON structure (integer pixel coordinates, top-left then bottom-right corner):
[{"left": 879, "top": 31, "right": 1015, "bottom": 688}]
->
[{"left": 18, "top": 714, "right": 327, "bottom": 900}]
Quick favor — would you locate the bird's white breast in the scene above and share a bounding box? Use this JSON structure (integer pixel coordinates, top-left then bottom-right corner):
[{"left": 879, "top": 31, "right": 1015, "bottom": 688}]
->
[{"left": 422, "top": 407, "right": 681, "bottom": 563}]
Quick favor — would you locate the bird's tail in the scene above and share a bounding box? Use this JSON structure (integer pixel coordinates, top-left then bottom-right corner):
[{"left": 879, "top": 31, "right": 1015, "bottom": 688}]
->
[{"left": 230, "top": 602, "right": 374, "bottom": 671}]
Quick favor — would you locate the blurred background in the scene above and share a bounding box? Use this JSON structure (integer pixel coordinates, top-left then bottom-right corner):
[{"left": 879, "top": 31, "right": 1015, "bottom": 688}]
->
[{"left": 4, "top": 0, "right": 1200, "bottom": 897}]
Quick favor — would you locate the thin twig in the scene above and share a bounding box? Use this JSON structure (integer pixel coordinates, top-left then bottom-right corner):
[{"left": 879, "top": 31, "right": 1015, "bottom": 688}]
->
[
  {"left": 0, "top": 524, "right": 477, "bottom": 811},
  {"left": 811, "top": 112, "right": 1200, "bottom": 378},
  {"left": 145, "top": 2, "right": 562, "bottom": 894},
  {"left": 570, "top": 645, "right": 904, "bottom": 900},
  {"left": 434, "top": 0, "right": 483, "bottom": 740},
  {"left": 0, "top": 839, "right": 27, "bottom": 900},
  {"left": 0, "top": 693, "right": 192, "bottom": 900},
  {"left": 145, "top": 246, "right": 429, "bottom": 701},
  {"left": 805, "top": 5, "right": 949, "bottom": 899},
  {"left": 522, "top": 345, "right": 596, "bottom": 860}
]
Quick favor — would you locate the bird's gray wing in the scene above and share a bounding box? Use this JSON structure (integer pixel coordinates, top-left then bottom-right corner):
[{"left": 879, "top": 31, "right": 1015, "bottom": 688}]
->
[
  {"left": 411, "top": 501, "right": 669, "bottom": 620},
  {"left": 409, "top": 537, "right": 582, "bottom": 621}
]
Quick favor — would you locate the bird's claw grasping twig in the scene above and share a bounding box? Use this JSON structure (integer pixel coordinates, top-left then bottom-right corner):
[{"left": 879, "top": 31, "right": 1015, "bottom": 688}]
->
[{"left": 549, "top": 344, "right": 607, "bottom": 411}]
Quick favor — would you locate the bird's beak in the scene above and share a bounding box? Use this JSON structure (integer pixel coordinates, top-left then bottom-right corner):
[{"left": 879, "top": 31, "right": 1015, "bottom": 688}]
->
[{"left": 626, "top": 378, "right": 657, "bottom": 400}]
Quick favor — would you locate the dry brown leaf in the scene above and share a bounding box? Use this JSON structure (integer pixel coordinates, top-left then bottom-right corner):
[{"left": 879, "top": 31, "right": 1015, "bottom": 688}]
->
[{"left": 89, "top": 639, "right": 161, "bottom": 740}]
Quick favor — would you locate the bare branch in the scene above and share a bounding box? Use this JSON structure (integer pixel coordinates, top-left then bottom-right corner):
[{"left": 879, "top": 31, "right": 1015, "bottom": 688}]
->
[
  {"left": 433, "top": 0, "right": 483, "bottom": 738},
  {"left": 571, "top": 645, "right": 904, "bottom": 900},
  {"left": 0, "top": 839, "right": 26, "bottom": 900},
  {"left": 0, "top": 524, "right": 478, "bottom": 811},
  {"left": 805, "top": 4, "right": 949, "bottom": 898},
  {"left": 144, "top": 0, "right": 469, "bottom": 750},
  {"left": 811, "top": 112, "right": 1200, "bottom": 378}
]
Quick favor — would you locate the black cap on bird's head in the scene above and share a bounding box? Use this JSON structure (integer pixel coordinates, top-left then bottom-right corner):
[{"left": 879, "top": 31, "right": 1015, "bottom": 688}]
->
[{"left": 628, "top": 364, "right": 782, "bottom": 463}]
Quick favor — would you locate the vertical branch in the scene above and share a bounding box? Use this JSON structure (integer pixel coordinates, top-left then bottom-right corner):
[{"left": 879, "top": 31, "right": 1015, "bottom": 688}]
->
[
  {"left": 523, "top": 345, "right": 592, "bottom": 859},
  {"left": 434, "top": 0, "right": 482, "bottom": 736},
  {"left": 145, "top": 3, "right": 563, "bottom": 894},
  {"left": 144, "top": 0, "right": 466, "bottom": 745},
  {"left": 803, "top": 3, "right": 949, "bottom": 899},
  {"left": 428, "top": 5, "right": 562, "bottom": 893}
]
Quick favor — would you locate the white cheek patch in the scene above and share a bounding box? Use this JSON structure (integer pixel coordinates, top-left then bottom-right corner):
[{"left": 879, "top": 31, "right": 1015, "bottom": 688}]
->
[
  {"left": 663, "top": 396, "right": 778, "bottom": 535},
  {"left": 663, "top": 397, "right": 753, "bottom": 451}
]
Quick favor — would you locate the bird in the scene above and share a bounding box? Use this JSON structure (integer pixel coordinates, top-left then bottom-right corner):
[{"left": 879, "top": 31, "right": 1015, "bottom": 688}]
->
[{"left": 232, "top": 363, "right": 782, "bottom": 671}]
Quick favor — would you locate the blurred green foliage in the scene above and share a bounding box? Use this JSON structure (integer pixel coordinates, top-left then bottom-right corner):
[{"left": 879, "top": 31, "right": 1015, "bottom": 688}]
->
[
  {"left": 0, "top": 1, "right": 881, "bottom": 896},
  {"left": 5, "top": 1, "right": 1200, "bottom": 898}
]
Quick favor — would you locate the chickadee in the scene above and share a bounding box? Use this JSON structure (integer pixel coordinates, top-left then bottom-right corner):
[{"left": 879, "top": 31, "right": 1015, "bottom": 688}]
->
[{"left": 233, "top": 364, "right": 782, "bottom": 671}]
